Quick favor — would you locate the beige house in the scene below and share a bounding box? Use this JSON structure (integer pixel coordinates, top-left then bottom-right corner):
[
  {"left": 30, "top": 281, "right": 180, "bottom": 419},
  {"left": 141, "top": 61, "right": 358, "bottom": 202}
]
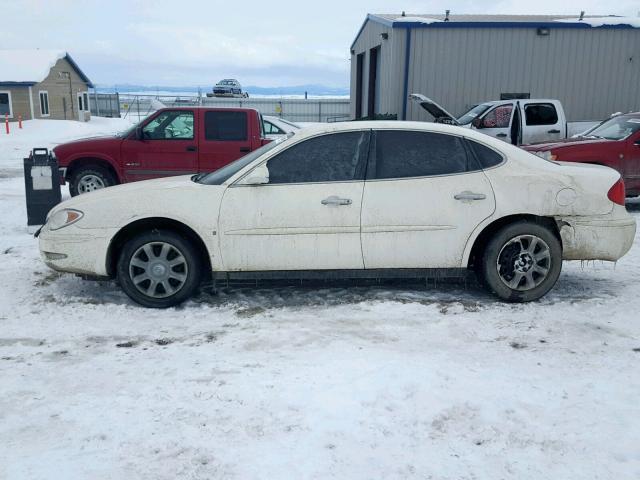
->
[{"left": 0, "top": 50, "right": 93, "bottom": 122}]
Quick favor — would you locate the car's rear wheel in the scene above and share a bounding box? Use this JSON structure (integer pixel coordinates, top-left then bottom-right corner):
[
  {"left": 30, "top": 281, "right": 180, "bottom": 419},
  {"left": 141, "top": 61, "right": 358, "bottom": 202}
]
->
[
  {"left": 117, "top": 230, "right": 202, "bottom": 308},
  {"left": 69, "top": 165, "right": 116, "bottom": 196},
  {"left": 480, "top": 221, "right": 562, "bottom": 302}
]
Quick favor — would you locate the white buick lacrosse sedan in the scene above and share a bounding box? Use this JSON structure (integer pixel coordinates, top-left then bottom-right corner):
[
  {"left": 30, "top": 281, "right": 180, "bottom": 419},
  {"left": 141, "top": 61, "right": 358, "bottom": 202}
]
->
[{"left": 38, "top": 122, "right": 635, "bottom": 308}]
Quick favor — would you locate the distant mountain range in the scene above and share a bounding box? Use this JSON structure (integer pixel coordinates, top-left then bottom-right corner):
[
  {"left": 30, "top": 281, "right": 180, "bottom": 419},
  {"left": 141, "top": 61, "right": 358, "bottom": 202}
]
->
[{"left": 96, "top": 84, "right": 349, "bottom": 96}]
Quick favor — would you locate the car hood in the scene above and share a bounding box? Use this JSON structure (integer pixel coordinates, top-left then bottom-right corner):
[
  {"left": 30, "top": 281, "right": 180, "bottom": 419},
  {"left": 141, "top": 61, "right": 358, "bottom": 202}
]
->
[
  {"left": 408, "top": 93, "right": 459, "bottom": 125},
  {"left": 522, "top": 137, "right": 613, "bottom": 151},
  {"left": 53, "top": 135, "right": 122, "bottom": 153},
  {"left": 63, "top": 175, "right": 199, "bottom": 206},
  {"left": 49, "top": 175, "right": 225, "bottom": 230}
]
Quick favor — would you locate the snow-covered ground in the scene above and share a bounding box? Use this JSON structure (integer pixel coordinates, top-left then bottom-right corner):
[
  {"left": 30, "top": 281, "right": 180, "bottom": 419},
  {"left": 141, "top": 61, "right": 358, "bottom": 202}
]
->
[{"left": 1, "top": 120, "right": 640, "bottom": 479}]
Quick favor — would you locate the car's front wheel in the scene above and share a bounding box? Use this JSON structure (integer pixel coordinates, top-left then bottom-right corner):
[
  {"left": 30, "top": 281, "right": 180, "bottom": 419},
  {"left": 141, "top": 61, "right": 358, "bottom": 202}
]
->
[
  {"left": 117, "top": 230, "right": 202, "bottom": 308},
  {"left": 480, "top": 221, "right": 562, "bottom": 302},
  {"left": 69, "top": 165, "right": 116, "bottom": 196}
]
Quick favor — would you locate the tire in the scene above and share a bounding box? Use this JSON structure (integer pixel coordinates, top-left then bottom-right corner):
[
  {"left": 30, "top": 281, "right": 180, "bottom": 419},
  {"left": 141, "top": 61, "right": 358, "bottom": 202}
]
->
[
  {"left": 69, "top": 165, "right": 116, "bottom": 196},
  {"left": 117, "top": 229, "right": 202, "bottom": 308},
  {"left": 479, "top": 221, "right": 562, "bottom": 302}
]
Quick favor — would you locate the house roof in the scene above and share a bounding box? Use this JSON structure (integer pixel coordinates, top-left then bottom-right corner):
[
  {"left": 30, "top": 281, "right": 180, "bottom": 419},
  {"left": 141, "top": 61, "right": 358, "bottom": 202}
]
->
[
  {"left": 0, "top": 49, "right": 93, "bottom": 87},
  {"left": 352, "top": 13, "right": 640, "bottom": 49}
]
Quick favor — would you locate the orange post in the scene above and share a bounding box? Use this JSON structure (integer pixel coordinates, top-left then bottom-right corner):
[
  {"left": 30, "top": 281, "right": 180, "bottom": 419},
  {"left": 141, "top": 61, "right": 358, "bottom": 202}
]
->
[
  {"left": 18, "top": 114, "right": 22, "bottom": 129},
  {"left": 4, "top": 114, "right": 8, "bottom": 134}
]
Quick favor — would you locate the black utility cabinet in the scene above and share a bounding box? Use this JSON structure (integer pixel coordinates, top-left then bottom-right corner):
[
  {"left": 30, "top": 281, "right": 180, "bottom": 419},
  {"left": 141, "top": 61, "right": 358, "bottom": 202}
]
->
[{"left": 24, "top": 148, "right": 62, "bottom": 226}]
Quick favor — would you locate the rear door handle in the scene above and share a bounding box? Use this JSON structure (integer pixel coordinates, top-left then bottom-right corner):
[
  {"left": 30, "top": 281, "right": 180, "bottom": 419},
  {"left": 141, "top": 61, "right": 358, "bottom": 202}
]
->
[
  {"left": 496, "top": 133, "right": 507, "bottom": 138},
  {"left": 240, "top": 147, "right": 250, "bottom": 152},
  {"left": 454, "top": 191, "right": 486, "bottom": 201},
  {"left": 547, "top": 129, "right": 561, "bottom": 134},
  {"left": 321, "top": 196, "right": 352, "bottom": 206},
  {"left": 186, "top": 146, "right": 197, "bottom": 152}
]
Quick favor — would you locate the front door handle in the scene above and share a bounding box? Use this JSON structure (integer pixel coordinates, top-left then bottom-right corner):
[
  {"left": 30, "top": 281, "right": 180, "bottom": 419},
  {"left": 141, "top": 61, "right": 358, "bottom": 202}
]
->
[
  {"left": 186, "top": 145, "right": 197, "bottom": 152},
  {"left": 240, "top": 147, "right": 250, "bottom": 152},
  {"left": 547, "top": 129, "right": 561, "bottom": 134},
  {"left": 321, "top": 196, "right": 352, "bottom": 206},
  {"left": 496, "top": 133, "right": 507, "bottom": 138},
  {"left": 454, "top": 191, "right": 486, "bottom": 201}
]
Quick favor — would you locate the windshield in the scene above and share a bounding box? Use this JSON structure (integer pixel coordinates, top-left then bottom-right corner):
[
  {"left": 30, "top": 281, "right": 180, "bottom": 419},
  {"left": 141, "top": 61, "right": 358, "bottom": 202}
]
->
[
  {"left": 195, "top": 134, "right": 291, "bottom": 185},
  {"left": 116, "top": 119, "right": 144, "bottom": 138},
  {"left": 585, "top": 115, "right": 640, "bottom": 141},
  {"left": 457, "top": 103, "right": 491, "bottom": 125}
]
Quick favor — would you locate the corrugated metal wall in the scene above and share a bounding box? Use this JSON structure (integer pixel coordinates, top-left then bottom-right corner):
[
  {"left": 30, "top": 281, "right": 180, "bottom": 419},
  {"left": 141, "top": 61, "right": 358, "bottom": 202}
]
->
[
  {"left": 352, "top": 23, "right": 640, "bottom": 122},
  {"left": 350, "top": 20, "right": 404, "bottom": 118}
]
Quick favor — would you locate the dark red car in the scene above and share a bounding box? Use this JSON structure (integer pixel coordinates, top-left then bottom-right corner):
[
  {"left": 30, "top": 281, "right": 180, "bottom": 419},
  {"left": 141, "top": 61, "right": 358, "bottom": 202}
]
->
[
  {"left": 523, "top": 113, "right": 640, "bottom": 197},
  {"left": 53, "top": 107, "right": 269, "bottom": 196}
]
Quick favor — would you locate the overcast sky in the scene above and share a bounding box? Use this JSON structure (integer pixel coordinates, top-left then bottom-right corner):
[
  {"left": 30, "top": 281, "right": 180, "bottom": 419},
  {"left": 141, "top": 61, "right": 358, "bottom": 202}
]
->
[{"left": 4, "top": 0, "right": 639, "bottom": 87}]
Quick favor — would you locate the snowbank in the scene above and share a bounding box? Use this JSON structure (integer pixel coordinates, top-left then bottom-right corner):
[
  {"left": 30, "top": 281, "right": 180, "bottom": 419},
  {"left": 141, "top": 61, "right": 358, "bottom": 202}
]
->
[{"left": 0, "top": 117, "right": 137, "bottom": 173}]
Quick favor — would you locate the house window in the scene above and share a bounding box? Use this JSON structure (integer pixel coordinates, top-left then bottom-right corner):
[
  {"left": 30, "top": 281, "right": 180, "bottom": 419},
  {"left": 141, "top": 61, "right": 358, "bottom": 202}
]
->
[
  {"left": 39, "top": 91, "right": 50, "bottom": 116},
  {"left": 0, "top": 91, "right": 13, "bottom": 118},
  {"left": 83, "top": 92, "right": 89, "bottom": 112}
]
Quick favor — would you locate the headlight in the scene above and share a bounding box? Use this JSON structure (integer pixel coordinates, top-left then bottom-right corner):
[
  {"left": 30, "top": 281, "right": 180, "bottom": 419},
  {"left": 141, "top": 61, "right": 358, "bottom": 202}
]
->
[
  {"left": 48, "top": 209, "right": 83, "bottom": 230},
  {"left": 535, "top": 151, "right": 557, "bottom": 161}
]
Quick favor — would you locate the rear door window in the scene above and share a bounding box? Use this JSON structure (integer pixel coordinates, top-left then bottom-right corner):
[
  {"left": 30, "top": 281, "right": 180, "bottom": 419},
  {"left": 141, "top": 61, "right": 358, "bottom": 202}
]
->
[
  {"left": 205, "top": 111, "right": 248, "bottom": 141},
  {"left": 371, "top": 131, "right": 470, "bottom": 179},
  {"left": 524, "top": 103, "right": 558, "bottom": 126},
  {"left": 267, "top": 131, "right": 369, "bottom": 184}
]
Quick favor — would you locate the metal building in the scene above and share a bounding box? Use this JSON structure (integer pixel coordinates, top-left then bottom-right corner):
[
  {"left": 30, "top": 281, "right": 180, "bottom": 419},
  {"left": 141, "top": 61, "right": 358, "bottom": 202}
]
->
[{"left": 350, "top": 14, "right": 640, "bottom": 122}]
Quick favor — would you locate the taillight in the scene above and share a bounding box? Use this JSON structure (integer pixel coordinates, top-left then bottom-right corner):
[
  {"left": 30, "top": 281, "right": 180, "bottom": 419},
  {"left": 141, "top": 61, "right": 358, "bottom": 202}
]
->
[{"left": 607, "top": 178, "right": 626, "bottom": 206}]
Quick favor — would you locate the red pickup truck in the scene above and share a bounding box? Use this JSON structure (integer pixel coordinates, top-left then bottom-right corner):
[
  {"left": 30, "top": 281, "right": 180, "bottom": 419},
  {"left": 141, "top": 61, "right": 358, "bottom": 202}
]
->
[
  {"left": 53, "top": 107, "right": 270, "bottom": 196},
  {"left": 523, "top": 112, "right": 640, "bottom": 197}
]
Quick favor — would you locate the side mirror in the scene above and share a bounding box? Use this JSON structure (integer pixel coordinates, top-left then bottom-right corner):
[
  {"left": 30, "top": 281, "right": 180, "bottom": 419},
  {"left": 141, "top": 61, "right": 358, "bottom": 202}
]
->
[
  {"left": 242, "top": 164, "right": 270, "bottom": 185},
  {"left": 472, "top": 117, "right": 483, "bottom": 129},
  {"left": 634, "top": 139, "right": 640, "bottom": 146},
  {"left": 135, "top": 126, "right": 144, "bottom": 140}
]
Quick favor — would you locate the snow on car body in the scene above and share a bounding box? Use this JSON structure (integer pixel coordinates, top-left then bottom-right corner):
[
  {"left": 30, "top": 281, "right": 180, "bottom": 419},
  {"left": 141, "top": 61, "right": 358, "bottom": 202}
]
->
[{"left": 38, "top": 121, "right": 636, "bottom": 307}]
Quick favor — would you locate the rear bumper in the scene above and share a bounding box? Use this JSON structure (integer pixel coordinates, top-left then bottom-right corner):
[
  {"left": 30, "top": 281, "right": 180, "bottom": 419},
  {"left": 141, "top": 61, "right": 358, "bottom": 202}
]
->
[{"left": 559, "top": 215, "right": 636, "bottom": 261}]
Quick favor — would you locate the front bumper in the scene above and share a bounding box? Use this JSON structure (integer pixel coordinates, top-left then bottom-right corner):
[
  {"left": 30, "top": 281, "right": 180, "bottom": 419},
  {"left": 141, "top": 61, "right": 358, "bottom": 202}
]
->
[
  {"left": 559, "top": 215, "right": 636, "bottom": 261},
  {"left": 39, "top": 224, "right": 115, "bottom": 277}
]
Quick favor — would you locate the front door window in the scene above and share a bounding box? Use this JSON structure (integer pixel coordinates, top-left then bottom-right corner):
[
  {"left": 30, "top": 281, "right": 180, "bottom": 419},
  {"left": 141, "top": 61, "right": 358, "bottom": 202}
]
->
[
  {"left": 481, "top": 104, "right": 513, "bottom": 129},
  {"left": 143, "top": 111, "right": 194, "bottom": 140}
]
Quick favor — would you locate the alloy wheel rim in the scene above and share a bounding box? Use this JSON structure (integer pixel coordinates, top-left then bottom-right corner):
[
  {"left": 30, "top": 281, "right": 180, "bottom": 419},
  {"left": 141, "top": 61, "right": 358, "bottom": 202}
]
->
[
  {"left": 129, "top": 242, "right": 188, "bottom": 298},
  {"left": 78, "top": 174, "right": 106, "bottom": 193},
  {"left": 496, "top": 234, "right": 551, "bottom": 291}
]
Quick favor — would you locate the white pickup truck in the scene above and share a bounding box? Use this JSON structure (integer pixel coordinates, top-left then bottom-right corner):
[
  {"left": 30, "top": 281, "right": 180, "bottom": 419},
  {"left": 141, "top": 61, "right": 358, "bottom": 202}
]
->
[{"left": 410, "top": 94, "right": 598, "bottom": 146}]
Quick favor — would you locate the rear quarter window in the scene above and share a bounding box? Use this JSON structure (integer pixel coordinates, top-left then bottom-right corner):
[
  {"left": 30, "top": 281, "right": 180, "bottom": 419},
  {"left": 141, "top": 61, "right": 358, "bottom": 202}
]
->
[{"left": 467, "top": 140, "right": 504, "bottom": 169}]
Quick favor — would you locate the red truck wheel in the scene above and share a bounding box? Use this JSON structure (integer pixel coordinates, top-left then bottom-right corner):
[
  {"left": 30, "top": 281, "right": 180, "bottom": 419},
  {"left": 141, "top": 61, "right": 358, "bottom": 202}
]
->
[{"left": 69, "top": 165, "right": 116, "bottom": 196}]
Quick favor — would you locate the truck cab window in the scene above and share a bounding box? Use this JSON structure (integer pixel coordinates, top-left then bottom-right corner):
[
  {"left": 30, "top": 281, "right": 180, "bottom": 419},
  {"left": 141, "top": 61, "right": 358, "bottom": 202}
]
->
[
  {"left": 525, "top": 103, "right": 558, "bottom": 126},
  {"left": 143, "top": 111, "right": 194, "bottom": 140},
  {"left": 205, "top": 111, "right": 248, "bottom": 141},
  {"left": 481, "top": 104, "right": 513, "bottom": 128}
]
